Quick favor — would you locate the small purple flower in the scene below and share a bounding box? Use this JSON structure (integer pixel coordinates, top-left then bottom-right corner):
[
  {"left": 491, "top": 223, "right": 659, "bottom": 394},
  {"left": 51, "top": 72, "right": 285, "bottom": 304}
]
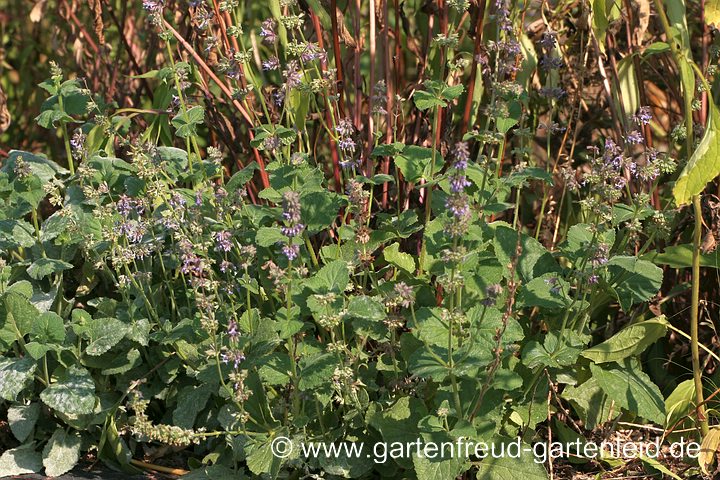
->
[
  {"left": 393, "top": 282, "right": 415, "bottom": 308},
  {"left": 282, "top": 243, "right": 300, "bottom": 261},
  {"left": 263, "top": 135, "right": 281, "bottom": 152},
  {"left": 300, "top": 43, "right": 327, "bottom": 63},
  {"left": 281, "top": 223, "right": 305, "bottom": 238},
  {"left": 539, "top": 31, "right": 557, "bottom": 50},
  {"left": 227, "top": 319, "right": 239, "bottom": 340},
  {"left": 539, "top": 56, "right": 564, "bottom": 71},
  {"left": 282, "top": 191, "right": 302, "bottom": 224},
  {"left": 449, "top": 173, "right": 471, "bottom": 193},
  {"left": 633, "top": 106, "right": 652, "bottom": 126},
  {"left": 116, "top": 195, "right": 133, "bottom": 217},
  {"left": 337, "top": 137, "right": 357, "bottom": 155},
  {"left": 452, "top": 142, "right": 470, "bottom": 170},
  {"left": 259, "top": 18, "right": 277, "bottom": 45},
  {"left": 283, "top": 60, "right": 302, "bottom": 89},
  {"left": 168, "top": 193, "right": 187, "bottom": 209},
  {"left": 70, "top": 131, "right": 87, "bottom": 161},
  {"left": 221, "top": 350, "right": 245, "bottom": 369},
  {"left": 181, "top": 252, "right": 203, "bottom": 275},
  {"left": 626, "top": 130, "right": 644, "bottom": 145},
  {"left": 539, "top": 86, "right": 566, "bottom": 100},
  {"left": 263, "top": 56, "right": 280, "bottom": 71},
  {"left": 445, "top": 193, "right": 470, "bottom": 218},
  {"left": 143, "top": 0, "right": 162, "bottom": 11},
  {"left": 214, "top": 230, "right": 233, "bottom": 252},
  {"left": 544, "top": 277, "right": 561, "bottom": 295}
]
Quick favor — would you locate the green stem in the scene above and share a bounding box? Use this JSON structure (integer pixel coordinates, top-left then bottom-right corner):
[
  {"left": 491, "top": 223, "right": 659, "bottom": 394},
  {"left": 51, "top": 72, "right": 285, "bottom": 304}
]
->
[
  {"left": 691, "top": 194, "right": 709, "bottom": 436},
  {"left": 419, "top": 105, "right": 441, "bottom": 275}
]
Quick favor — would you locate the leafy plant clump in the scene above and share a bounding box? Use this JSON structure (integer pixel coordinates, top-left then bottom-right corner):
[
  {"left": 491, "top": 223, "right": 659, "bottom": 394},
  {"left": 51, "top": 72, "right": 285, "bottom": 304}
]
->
[{"left": 1, "top": 0, "right": 720, "bottom": 478}]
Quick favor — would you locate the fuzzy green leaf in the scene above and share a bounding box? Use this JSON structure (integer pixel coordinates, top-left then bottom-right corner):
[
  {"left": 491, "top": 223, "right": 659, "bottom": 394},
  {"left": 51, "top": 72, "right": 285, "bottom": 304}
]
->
[
  {"left": 27, "top": 258, "right": 73, "bottom": 280},
  {"left": 590, "top": 360, "right": 665, "bottom": 424},
  {"left": 673, "top": 99, "right": 720, "bottom": 205},
  {"left": 607, "top": 256, "right": 663, "bottom": 311},
  {"left": 8, "top": 403, "right": 41, "bottom": 442},
  {"left": 0, "top": 443, "right": 43, "bottom": 475},
  {"left": 0, "top": 357, "right": 36, "bottom": 401},
  {"left": 43, "top": 428, "right": 81, "bottom": 477},
  {"left": 582, "top": 316, "right": 668, "bottom": 363},
  {"left": 40, "top": 365, "right": 96, "bottom": 415},
  {"left": 383, "top": 242, "right": 415, "bottom": 273},
  {"left": 31, "top": 312, "right": 66, "bottom": 344},
  {"left": 79, "top": 318, "right": 128, "bottom": 356}
]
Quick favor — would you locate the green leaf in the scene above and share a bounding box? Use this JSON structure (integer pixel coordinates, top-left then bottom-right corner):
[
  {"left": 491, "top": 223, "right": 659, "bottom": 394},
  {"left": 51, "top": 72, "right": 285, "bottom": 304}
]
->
[
  {"left": 642, "top": 42, "right": 671, "bottom": 56},
  {"left": 520, "top": 275, "right": 571, "bottom": 309},
  {"left": 413, "top": 91, "right": 446, "bottom": 111},
  {"left": 367, "top": 397, "right": 427, "bottom": 468},
  {"left": 226, "top": 162, "right": 258, "bottom": 191},
  {"left": 255, "top": 226, "right": 286, "bottom": 247},
  {"left": 383, "top": 243, "right": 415, "bottom": 273},
  {"left": 245, "top": 436, "right": 283, "bottom": 477},
  {"left": 607, "top": 256, "right": 663, "bottom": 311},
  {"left": 299, "top": 353, "right": 336, "bottom": 391},
  {"left": 413, "top": 452, "right": 467, "bottom": 480},
  {"left": 0, "top": 443, "right": 43, "bottom": 475},
  {"left": 590, "top": 0, "right": 621, "bottom": 52},
  {"left": 257, "top": 352, "right": 292, "bottom": 385},
  {"left": 522, "top": 333, "right": 583, "bottom": 369},
  {"left": 492, "top": 223, "right": 558, "bottom": 282},
  {"left": 7, "top": 403, "right": 40, "bottom": 442},
  {"left": 306, "top": 260, "right": 349, "bottom": 294},
  {"left": 171, "top": 106, "right": 205, "bottom": 138},
  {"left": 665, "top": 379, "right": 695, "bottom": 428},
  {"left": 173, "top": 384, "right": 213, "bottom": 429},
  {"left": 3, "top": 150, "right": 69, "bottom": 182},
  {"left": 644, "top": 244, "right": 720, "bottom": 268},
  {"left": 673, "top": 94, "right": 720, "bottom": 205},
  {"left": 346, "top": 295, "right": 387, "bottom": 340},
  {"left": 25, "top": 342, "right": 54, "bottom": 360},
  {"left": 31, "top": 312, "right": 66, "bottom": 344},
  {"left": 0, "top": 219, "right": 36, "bottom": 248},
  {"left": 617, "top": 56, "right": 640, "bottom": 118},
  {"left": 395, "top": 146, "right": 443, "bottom": 182},
  {"left": 0, "top": 357, "right": 36, "bottom": 401},
  {"left": 1, "top": 291, "right": 40, "bottom": 343},
  {"left": 666, "top": 0, "right": 691, "bottom": 53},
  {"left": 79, "top": 318, "right": 129, "bottom": 356},
  {"left": 301, "top": 191, "right": 345, "bottom": 233},
  {"left": 590, "top": 360, "right": 665, "bottom": 424},
  {"left": 441, "top": 84, "right": 465, "bottom": 101},
  {"left": 43, "top": 428, "right": 81, "bottom": 477},
  {"left": 476, "top": 440, "right": 548, "bottom": 479},
  {"left": 100, "top": 348, "right": 142, "bottom": 375},
  {"left": 27, "top": 258, "right": 73, "bottom": 280},
  {"left": 581, "top": 316, "right": 668, "bottom": 363},
  {"left": 40, "top": 365, "right": 96, "bottom": 415},
  {"left": 317, "top": 438, "right": 374, "bottom": 478},
  {"left": 371, "top": 142, "right": 405, "bottom": 157},
  {"left": 639, "top": 455, "right": 682, "bottom": 480},
  {"left": 562, "top": 377, "right": 614, "bottom": 430}
]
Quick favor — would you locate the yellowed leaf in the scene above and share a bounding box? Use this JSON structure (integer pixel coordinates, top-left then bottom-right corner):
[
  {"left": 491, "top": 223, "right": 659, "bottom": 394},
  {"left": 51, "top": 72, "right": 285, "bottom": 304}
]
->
[
  {"left": 29, "top": 1, "right": 46, "bottom": 23},
  {"left": 707, "top": 0, "right": 720, "bottom": 27},
  {"left": 699, "top": 426, "right": 720, "bottom": 475}
]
